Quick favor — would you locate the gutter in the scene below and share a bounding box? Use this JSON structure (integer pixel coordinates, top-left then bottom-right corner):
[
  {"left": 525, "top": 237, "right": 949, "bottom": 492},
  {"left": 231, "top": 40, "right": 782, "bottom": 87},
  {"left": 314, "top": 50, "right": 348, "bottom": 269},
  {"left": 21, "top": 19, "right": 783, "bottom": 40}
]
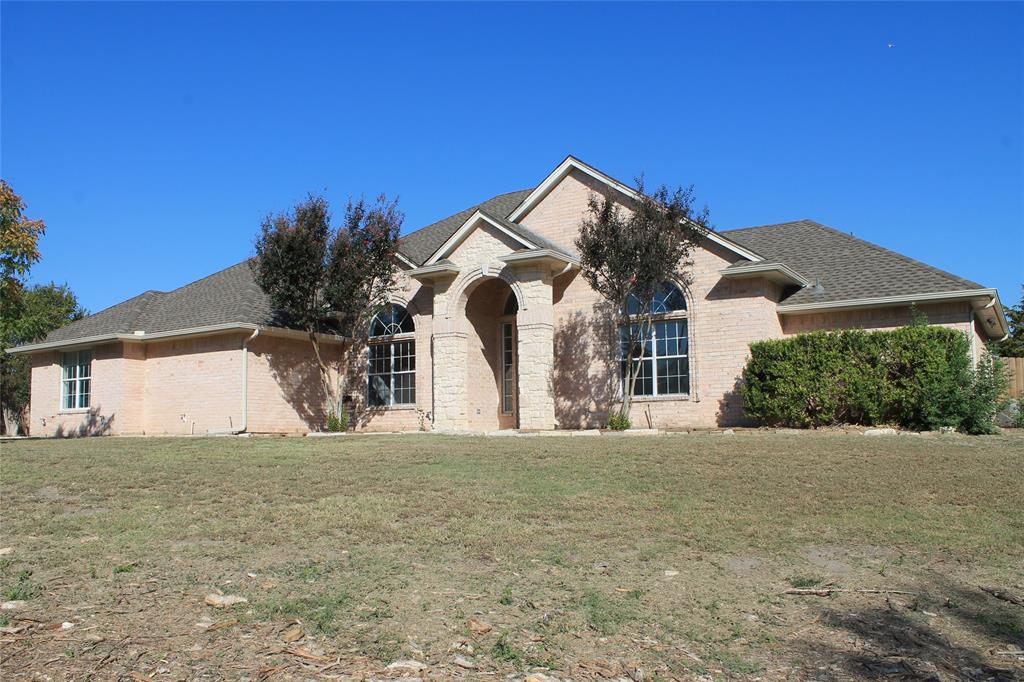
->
[{"left": 209, "top": 327, "right": 260, "bottom": 435}]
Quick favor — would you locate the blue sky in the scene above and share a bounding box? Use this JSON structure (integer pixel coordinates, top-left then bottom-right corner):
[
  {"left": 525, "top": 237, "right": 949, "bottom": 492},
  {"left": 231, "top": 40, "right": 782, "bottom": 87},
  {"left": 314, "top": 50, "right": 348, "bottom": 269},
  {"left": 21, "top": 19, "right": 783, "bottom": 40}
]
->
[{"left": 3, "top": 2, "right": 1022, "bottom": 313}]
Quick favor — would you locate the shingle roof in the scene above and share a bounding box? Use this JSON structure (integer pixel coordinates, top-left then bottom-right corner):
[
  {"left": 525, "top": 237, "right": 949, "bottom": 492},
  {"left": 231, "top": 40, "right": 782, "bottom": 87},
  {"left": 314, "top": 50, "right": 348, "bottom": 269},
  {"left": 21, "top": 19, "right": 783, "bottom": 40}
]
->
[
  {"left": 720, "top": 219, "right": 984, "bottom": 305},
  {"left": 398, "top": 189, "right": 533, "bottom": 265},
  {"left": 43, "top": 261, "right": 283, "bottom": 343},
  {"left": 29, "top": 214, "right": 991, "bottom": 350}
]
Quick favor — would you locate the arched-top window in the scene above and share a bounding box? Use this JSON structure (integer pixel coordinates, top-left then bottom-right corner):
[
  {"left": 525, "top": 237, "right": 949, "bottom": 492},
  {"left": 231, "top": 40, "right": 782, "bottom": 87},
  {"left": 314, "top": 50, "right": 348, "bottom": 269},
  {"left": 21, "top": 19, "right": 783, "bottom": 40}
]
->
[
  {"left": 503, "top": 291, "right": 519, "bottom": 316},
  {"left": 620, "top": 281, "right": 690, "bottom": 397},
  {"left": 368, "top": 304, "right": 415, "bottom": 407},
  {"left": 625, "top": 281, "right": 687, "bottom": 316},
  {"left": 370, "top": 304, "right": 414, "bottom": 337}
]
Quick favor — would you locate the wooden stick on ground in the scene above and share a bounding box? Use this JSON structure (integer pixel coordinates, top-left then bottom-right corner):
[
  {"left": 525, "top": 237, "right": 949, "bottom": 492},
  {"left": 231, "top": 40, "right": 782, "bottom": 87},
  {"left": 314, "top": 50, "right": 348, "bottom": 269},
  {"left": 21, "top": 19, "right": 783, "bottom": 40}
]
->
[
  {"left": 783, "top": 588, "right": 919, "bottom": 597},
  {"left": 980, "top": 586, "right": 1024, "bottom": 608}
]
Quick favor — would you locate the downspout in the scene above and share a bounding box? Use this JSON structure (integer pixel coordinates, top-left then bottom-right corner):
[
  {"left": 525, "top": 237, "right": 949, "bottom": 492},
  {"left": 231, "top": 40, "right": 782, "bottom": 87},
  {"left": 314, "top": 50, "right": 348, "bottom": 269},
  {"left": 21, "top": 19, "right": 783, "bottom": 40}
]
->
[{"left": 209, "top": 328, "right": 260, "bottom": 435}]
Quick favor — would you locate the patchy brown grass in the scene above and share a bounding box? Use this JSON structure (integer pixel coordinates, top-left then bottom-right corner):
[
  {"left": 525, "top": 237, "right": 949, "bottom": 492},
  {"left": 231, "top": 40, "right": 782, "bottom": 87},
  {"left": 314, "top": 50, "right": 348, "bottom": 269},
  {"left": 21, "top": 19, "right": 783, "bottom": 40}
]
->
[{"left": 1, "top": 431, "right": 1022, "bottom": 680}]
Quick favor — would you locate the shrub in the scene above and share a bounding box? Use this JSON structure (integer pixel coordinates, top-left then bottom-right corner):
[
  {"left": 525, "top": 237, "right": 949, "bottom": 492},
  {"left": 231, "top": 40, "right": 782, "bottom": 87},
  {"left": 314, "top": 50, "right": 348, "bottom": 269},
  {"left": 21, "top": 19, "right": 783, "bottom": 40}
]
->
[
  {"left": 741, "top": 327, "right": 1006, "bottom": 433},
  {"left": 607, "top": 412, "right": 631, "bottom": 431},
  {"left": 960, "top": 354, "right": 1011, "bottom": 435},
  {"left": 326, "top": 411, "right": 348, "bottom": 433}
]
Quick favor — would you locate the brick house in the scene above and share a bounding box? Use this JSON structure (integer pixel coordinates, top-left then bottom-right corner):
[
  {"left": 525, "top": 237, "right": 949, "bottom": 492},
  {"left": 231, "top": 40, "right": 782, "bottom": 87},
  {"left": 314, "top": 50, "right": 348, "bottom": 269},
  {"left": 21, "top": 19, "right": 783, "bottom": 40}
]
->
[{"left": 10, "top": 156, "right": 1009, "bottom": 436}]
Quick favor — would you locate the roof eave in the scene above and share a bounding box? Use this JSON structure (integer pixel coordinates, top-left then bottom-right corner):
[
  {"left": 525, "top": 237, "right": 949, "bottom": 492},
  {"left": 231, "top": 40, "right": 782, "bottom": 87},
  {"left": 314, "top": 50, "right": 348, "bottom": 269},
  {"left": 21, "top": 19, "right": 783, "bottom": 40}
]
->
[
  {"left": 776, "top": 288, "right": 1009, "bottom": 339},
  {"left": 719, "top": 262, "right": 810, "bottom": 287},
  {"left": 6, "top": 323, "right": 348, "bottom": 354},
  {"left": 498, "top": 249, "right": 580, "bottom": 272},
  {"left": 406, "top": 261, "right": 462, "bottom": 283}
]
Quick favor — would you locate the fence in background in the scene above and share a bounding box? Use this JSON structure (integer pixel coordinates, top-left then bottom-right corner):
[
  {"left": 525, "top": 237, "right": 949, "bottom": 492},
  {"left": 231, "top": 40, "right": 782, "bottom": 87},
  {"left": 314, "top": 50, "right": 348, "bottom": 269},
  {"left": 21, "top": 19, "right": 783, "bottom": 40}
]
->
[{"left": 1007, "top": 357, "right": 1024, "bottom": 399}]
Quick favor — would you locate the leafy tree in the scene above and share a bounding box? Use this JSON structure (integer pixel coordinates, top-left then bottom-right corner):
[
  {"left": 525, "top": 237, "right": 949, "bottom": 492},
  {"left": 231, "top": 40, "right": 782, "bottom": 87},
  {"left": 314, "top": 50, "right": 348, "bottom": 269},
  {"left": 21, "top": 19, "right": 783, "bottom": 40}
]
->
[
  {"left": 0, "top": 180, "right": 53, "bottom": 434},
  {"left": 575, "top": 179, "right": 710, "bottom": 423},
  {"left": 1, "top": 283, "right": 86, "bottom": 434},
  {"left": 252, "top": 193, "right": 402, "bottom": 424},
  {"left": 990, "top": 285, "right": 1024, "bottom": 358},
  {"left": 1, "top": 180, "right": 46, "bottom": 305}
]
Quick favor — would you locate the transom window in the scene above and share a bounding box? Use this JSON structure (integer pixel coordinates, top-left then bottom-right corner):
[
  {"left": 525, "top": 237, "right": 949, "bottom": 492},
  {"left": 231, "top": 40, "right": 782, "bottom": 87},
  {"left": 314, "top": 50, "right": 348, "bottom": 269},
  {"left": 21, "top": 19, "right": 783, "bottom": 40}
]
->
[
  {"left": 368, "top": 304, "right": 415, "bottom": 407},
  {"left": 503, "top": 291, "right": 519, "bottom": 316},
  {"left": 619, "top": 282, "right": 690, "bottom": 397},
  {"left": 61, "top": 350, "right": 92, "bottom": 410},
  {"left": 370, "top": 304, "right": 414, "bottom": 336}
]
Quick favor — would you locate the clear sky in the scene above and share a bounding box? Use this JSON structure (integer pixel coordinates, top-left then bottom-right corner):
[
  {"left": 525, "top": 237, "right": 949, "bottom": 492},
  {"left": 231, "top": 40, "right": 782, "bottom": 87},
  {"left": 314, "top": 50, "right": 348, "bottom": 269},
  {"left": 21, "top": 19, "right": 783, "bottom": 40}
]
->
[{"left": 3, "top": 2, "right": 1022, "bottom": 314}]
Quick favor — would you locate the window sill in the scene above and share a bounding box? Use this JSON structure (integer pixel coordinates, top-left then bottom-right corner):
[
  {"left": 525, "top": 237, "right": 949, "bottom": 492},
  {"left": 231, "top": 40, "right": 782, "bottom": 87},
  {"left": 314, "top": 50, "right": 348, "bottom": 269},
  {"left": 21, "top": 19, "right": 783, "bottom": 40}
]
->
[
  {"left": 629, "top": 394, "right": 691, "bottom": 403},
  {"left": 370, "top": 404, "right": 418, "bottom": 411},
  {"left": 58, "top": 408, "right": 92, "bottom": 415}
]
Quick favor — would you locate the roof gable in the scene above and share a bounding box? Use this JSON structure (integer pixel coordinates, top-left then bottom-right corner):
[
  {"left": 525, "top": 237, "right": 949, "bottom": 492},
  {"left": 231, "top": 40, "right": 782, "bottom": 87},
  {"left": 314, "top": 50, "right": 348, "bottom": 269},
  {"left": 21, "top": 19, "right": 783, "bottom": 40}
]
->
[
  {"left": 398, "top": 189, "right": 532, "bottom": 266},
  {"left": 509, "top": 155, "right": 764, "bottom": 263},
  {"left": 425, "top": 211, "right": 537, "bottom": 265}
]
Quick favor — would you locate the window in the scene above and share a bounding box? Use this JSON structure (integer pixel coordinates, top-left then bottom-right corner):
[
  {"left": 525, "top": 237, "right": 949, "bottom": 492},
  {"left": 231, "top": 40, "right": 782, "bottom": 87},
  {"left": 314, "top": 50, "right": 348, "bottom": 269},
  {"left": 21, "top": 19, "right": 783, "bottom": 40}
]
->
[
  {"left": 368, "top": 304, "right": 415, "bottom": 406},
  {"left": 501, "top": 322, "right": 515, "bottom": 413},
  {"left": 619, "top": 282, "right": 689, "bottom": 397},
  {"left": 61, "top": 350, "right": 92, "bottom": 410},
  {"left": 503, "top": 291, "right": 519, "bottom": 316}
]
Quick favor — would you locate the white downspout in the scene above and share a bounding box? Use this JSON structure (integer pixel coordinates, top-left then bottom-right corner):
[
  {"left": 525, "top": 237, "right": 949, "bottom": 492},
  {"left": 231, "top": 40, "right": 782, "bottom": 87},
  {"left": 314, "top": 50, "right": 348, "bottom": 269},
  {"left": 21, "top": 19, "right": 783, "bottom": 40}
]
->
[{"left": 209, "top": 328, "right": 260, "bottom": 435}]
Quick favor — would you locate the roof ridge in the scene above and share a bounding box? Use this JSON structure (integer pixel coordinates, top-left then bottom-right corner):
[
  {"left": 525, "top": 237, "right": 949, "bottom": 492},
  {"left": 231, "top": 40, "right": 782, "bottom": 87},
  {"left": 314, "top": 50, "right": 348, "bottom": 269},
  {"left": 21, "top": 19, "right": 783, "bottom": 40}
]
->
[
  {"left": 401, "top": 187, "right": 535, "bottom": 242},
  {"left": 160, "top": 259, "right": 254, "bottom": 295},
  {"left": 720, "top": 218, "right": 815, "bottom": 234},
  {"left": 81, "top": 289, "right": 162, "bottom": 320}
]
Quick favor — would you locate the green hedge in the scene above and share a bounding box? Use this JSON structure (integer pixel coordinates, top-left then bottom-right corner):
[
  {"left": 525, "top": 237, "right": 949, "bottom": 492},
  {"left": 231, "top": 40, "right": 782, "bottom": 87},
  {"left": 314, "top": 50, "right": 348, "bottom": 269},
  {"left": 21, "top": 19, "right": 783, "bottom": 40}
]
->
[{"left": 740, "top": 326, "right": 1008, "bottom": 434}]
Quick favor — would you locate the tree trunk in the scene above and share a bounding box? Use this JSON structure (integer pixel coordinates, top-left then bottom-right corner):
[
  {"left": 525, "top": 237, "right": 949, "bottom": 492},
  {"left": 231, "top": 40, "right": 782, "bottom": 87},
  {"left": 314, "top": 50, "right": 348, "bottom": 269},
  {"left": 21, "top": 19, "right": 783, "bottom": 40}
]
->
[
  {"left": 308, "top": 331, "right": 339, "bottom": 421},
  {"left": 620, "top": 313, "right": 653, "bottom": 421}
]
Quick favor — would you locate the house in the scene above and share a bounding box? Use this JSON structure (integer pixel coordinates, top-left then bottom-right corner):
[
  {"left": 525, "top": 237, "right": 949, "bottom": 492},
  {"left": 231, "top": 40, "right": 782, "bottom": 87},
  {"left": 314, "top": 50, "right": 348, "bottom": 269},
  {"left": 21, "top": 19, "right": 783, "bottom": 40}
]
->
[{"left": 10, "top": 156, "right": 1009, "bottom": 436}]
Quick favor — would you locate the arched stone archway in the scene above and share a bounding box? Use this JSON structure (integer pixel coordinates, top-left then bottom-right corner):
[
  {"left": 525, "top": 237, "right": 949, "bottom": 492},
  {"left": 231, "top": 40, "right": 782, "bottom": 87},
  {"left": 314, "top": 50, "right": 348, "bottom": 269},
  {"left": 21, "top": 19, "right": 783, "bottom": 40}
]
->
[
  {"left": 462, "top": 278, "right": 518, "bottom": 430},
  {"left": 430, "top": 265, "right": 556, "bottom": 431}
]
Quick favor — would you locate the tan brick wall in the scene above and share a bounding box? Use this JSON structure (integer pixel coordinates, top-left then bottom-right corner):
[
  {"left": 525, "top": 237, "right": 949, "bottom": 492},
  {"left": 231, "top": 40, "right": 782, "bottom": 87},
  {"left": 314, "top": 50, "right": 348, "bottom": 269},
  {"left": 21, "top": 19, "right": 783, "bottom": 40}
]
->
[
  {"left": 141, "top": 334, "right": 245, "bottom": 434},
  {"left": 518, "top": 168, "right": 605, "bottom": 253},
  {"left": 340, "top": 268, "right": 434, "bottom": 433},
  {"left": 246, "top": 334, "right": 339, "bottom": 434},
  {"left": 520, "top": 171, "right": 785, "bottom": 429},
  {"left": 780, "top": 301, "right": 982, "bottom": 363},
  {"left": 29, "top": 343, "right": 132, "bottom": 437}
]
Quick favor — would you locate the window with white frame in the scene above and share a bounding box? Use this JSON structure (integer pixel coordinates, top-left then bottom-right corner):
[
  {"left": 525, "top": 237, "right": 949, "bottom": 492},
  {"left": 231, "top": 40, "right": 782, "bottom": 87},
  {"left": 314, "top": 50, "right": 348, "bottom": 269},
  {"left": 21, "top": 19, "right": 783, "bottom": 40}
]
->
[
  {"left": 368, "top": 304, "right": 415, "bottom": 407},
  {"left": 61, "top": 350, "right": 92, "bottom": 410},
  {"left": 619, "top": 282, "right": 690, "bottom": 397}
]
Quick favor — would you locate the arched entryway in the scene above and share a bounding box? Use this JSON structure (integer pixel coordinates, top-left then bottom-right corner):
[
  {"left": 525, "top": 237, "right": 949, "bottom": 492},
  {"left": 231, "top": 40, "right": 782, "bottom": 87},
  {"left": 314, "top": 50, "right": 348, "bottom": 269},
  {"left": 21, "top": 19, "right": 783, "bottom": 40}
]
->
[{"left": 463, "top": 278, "right": 518, "bottom": 430}]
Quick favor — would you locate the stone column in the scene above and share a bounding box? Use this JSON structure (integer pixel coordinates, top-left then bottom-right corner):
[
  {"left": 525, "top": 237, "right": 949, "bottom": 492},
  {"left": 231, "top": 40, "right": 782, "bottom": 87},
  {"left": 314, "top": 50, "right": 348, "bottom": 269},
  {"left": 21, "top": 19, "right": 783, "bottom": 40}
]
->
[
  {"left": 515, "top": 269, "right": 556, "bottom": 430},
  {"left": 429, "top": 277, "right": 469, "bottom": 431},
  {"left": 431, "top": 330, "right": 468, "bottom": 430}
]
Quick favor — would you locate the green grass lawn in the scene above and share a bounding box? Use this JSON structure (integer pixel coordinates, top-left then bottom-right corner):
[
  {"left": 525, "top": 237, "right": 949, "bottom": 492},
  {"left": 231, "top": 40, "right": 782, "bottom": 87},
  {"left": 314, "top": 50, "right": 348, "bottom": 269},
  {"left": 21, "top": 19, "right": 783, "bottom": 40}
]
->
[{"left": 1, "top": 432, "right": 1022, "bottom": 680}]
